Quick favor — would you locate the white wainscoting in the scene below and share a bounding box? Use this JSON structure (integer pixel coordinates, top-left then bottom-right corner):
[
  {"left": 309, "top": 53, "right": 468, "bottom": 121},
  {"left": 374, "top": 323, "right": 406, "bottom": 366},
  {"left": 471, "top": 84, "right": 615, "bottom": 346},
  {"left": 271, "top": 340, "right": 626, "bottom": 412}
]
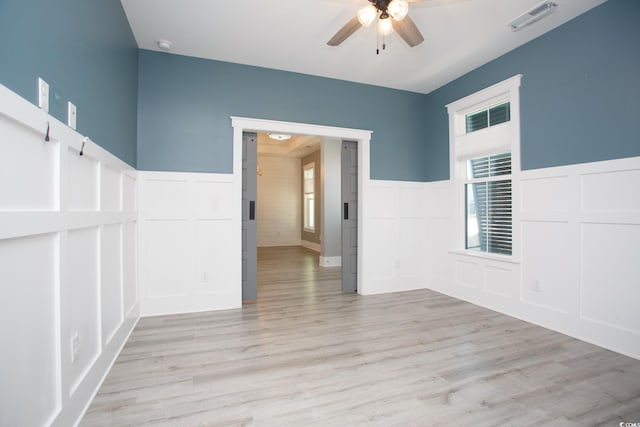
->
[
  {"left": 256, "top": 155, "right": 301, "bottom": 247},
  {"left": 138, "top": 171, "right": 240, "bottom": 316},
  {"left": 361, "top": 180, "right": 428, "bottom": 295},
  {"left": 426, "top": 156, "right": 640, "bottom": 360},
  {"left": 0, "top": 84, "right": 138, "bottom": 427}
]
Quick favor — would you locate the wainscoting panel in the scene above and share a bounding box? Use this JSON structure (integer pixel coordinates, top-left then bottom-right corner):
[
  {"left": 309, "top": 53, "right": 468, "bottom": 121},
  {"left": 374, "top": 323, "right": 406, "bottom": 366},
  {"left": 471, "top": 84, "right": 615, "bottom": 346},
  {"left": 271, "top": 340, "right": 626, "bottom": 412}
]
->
[
  {"left": 123, "top": 174, "right": 137, "bottom": 212},
  {"left": 66, "top": 147, "right": 99, "bottom": 211},
  {"left": 521, "top": 220, "right": 573, "bottom": 314},
  {"left": 581, "top": 169, "right": 640, "bottom": 213},
  {"left": 143, "top": 178, "right": 189, "bottom": 215},
  {"left": 581, "top": 223, "right": 640, "bottom": 334},
  {"left": 101, "top": 223, "right": 123, "bottom": 346},
  {"left": 64, "top": 227, "right": 101, "bottom": 394},
  {"left": 0, "top": 233, "right": 59, "bottom": 427},
  {"left": 0, "top": 113, "right": 58, "bottom": 211},
  {"left": 139, "top": 171, "right": 240, "bottom": 316},
  {"left": 455, "top": 259, "right": 482, "bottom": 290},
  {"left": 144, "top": 220, "right": 191, "bottom": 299},
  {"left": 362, "top": 181, "right": 427, "bottom": 295},
  {"left": 520, "top": 174, "right": 569, "bottom": 213},
  {"left": 122, "top": 221, "right": 138, "bottom": 316},
  {"left": 0, "top": 84, "right": 138, "bottom": 427},
  {"left": 426, "top": 156, "right": 640, "bottom": 359},
  {"left": 485, "top": 264, "right": 518, "bottom": 299},
  {"left": 101, "top": 165, "right": 121, "bottom": 211}
]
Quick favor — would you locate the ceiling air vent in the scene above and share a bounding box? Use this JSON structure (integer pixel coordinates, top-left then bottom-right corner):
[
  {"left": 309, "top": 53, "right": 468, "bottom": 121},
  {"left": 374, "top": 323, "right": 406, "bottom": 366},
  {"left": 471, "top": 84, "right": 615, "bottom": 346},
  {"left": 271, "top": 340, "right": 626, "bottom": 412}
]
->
[{"left": 509, "top": 0, "right": 558, "bottom": 32}]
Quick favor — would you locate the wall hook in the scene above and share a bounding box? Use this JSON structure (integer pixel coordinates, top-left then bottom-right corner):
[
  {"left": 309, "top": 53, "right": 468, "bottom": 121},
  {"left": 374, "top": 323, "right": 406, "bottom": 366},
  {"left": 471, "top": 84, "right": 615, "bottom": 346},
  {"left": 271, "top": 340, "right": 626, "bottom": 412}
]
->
[
  {"left": 80, "top": 137, "right": 88, "bottom": 156},
  {"left": 44, "top": 122, "right": 50, "bottom": 142}
]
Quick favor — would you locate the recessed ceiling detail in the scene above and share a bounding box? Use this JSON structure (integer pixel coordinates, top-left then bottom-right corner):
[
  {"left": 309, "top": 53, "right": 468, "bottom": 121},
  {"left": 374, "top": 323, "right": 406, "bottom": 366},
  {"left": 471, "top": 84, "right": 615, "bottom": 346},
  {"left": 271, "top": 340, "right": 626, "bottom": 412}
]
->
[{"left": 257, "top": 133, "right": 322, "bottom": 158}]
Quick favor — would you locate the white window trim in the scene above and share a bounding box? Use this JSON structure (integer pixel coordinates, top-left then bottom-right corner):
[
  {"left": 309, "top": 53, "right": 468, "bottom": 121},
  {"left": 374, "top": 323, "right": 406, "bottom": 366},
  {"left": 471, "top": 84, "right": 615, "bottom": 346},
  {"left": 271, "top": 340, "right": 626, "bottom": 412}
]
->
[
  {"left": 446, "top": 74, "right": 522, "bottom": 261},
  {"left": 303, "top": 162, "right": 315, "bottom": 233}
]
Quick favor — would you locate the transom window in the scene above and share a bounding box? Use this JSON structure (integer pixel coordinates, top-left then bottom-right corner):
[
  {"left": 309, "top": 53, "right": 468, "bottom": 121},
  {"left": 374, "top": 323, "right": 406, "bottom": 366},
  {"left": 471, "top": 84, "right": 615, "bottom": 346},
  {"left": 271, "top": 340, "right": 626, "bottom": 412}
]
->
[{"left": 465, "top": 102, "right": 511, "bottom": 133}]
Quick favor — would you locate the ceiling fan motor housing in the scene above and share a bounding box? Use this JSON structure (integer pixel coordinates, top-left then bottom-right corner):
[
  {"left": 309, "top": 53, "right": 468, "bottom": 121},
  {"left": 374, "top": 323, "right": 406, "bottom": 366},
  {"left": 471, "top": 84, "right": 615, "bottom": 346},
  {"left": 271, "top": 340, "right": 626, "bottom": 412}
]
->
[
  {"left": 370, "top": 0, "right": 392, "bottom": 10},
  {"left": 370, "top": 0, "right": 392, "bottom": 17}
]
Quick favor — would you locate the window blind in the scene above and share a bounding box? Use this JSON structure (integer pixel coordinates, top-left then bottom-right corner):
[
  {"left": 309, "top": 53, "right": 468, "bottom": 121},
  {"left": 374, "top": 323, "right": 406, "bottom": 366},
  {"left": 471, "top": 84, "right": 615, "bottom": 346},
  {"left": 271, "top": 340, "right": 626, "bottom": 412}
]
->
[
  {"left": 466, "top": 153, "right": 512, "bottom": 255},
  {"left": 465, "top": 102, "right": 511, "bottom": 133}
]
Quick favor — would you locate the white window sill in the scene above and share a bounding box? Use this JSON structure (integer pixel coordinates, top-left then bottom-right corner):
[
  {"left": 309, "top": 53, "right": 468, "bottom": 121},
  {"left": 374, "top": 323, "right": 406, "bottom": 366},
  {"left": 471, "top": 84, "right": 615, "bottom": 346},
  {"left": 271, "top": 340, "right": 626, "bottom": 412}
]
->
[
  {"left": 303, "top": 228, "right": 316, "bottom": 233},
  {"left": 449, "top": 249, "right": 520, "bottom": 265}
]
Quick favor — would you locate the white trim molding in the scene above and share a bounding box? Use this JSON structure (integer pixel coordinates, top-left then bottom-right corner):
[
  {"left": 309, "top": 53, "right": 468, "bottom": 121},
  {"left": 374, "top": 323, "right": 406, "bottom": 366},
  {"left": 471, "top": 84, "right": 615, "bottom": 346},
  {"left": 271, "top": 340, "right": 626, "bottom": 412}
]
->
[
  {"left": 301, "top": 240, "right": 321, "bottom": 253},
  {"left": 231, "top": 117, "right": 373, "bottom": 295},
  {"left": 319, "top": 256, "right": 342, "bottom": 267},
  {"left": 446, "top": 74, "right": 523, "bottom": 261}
]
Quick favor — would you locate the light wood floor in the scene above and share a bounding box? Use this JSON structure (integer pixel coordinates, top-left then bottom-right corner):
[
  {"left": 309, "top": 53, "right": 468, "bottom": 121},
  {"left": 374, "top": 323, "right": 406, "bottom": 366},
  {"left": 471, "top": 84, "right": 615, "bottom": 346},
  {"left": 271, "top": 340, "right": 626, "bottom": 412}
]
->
[{"left": 83, "top": 246, "right": 640, "bottom": 426}]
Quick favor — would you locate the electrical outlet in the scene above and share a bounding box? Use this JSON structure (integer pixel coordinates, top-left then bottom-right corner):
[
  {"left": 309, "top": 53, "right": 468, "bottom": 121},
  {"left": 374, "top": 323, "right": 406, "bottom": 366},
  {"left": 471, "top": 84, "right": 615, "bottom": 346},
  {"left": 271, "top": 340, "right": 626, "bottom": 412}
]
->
[
  {"left": 38, "top": 78, "right": 49, "bottom": 113},
  {"left": 71, "top": 334, "right": 79, "bottom": 363},
  {"left": 532, "top": 279, "right": 542, "bottom": 293},
  {"left": 68, "top": 102, "right": 77, "bottom": 129}
]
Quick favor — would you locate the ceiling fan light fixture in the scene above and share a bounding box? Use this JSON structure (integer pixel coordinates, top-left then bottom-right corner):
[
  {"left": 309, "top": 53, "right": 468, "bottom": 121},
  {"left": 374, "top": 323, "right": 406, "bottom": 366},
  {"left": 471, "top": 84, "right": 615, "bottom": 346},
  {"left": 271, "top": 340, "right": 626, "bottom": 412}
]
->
[
  {"left": 388, "top": 0, "right": 409, "bottom": 22},
  {"left": 377, "top": 17, "right": 393, "bottom": 35},
  {"left": 357, "top": 4, "right": 377, "bottom": 27}
]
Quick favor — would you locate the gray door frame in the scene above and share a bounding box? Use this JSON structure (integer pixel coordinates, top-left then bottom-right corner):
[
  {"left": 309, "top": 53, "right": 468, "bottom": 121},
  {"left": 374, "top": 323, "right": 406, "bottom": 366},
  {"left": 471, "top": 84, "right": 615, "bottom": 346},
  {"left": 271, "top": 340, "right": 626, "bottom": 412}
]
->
[{"left": 232, "top": 117, "right": 372, "bottom": 305}]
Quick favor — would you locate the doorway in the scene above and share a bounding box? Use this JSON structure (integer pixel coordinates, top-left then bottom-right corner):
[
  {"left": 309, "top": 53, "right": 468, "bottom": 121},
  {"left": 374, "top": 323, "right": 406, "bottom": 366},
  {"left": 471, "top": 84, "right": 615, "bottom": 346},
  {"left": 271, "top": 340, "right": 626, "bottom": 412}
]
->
[{"left": 233, "top": 117, "right": 371, "bottom": 304}]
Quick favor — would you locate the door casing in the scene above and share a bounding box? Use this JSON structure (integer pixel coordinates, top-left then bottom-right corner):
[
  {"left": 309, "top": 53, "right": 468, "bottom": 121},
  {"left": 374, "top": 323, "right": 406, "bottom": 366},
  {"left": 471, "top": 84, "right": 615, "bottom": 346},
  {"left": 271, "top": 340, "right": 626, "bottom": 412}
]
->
[{"left": 232, "top": 117, "right": 372, "bottom": 306}]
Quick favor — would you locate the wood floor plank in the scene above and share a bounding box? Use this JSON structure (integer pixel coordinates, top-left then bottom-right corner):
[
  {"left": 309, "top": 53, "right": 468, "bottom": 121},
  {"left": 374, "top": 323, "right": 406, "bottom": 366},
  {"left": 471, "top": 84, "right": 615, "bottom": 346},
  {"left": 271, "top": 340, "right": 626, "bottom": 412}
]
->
[{"left": 82, "top": 246, "right": 640, "bottom": 426}]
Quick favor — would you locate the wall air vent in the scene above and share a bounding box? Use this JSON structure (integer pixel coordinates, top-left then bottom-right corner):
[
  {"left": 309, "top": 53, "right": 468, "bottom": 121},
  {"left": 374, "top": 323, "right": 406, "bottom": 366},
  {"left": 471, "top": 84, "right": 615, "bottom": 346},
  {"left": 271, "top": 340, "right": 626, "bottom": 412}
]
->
[{"left": 509, "top": 0, "right": 558, "bottom": 32}]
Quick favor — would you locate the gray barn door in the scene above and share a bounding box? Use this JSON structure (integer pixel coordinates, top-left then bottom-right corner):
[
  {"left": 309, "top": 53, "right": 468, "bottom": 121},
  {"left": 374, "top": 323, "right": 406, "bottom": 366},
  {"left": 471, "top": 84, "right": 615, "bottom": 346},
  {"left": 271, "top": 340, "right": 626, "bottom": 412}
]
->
[
  {"left": 341, "top": 140, "right": 358, "bottom": 292},
  {"left": 242, "top": 132, "right": 257, "bottom": 301}
]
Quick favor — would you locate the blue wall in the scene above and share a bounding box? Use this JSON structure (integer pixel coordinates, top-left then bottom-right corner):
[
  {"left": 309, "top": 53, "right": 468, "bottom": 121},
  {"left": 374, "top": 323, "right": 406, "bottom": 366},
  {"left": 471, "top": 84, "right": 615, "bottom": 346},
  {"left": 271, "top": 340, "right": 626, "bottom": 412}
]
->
[
  {"left": 2, "top": 0, "right": 634, "bottom": 178},
  {"left": 0, "top": 0, "right": 138, "bottom": 166},
  {"left": 422, "top": 0, "right": 640, "bottom": 181},
  {"left": 137, "top": 50, "right": 428, "bottom": 181}
]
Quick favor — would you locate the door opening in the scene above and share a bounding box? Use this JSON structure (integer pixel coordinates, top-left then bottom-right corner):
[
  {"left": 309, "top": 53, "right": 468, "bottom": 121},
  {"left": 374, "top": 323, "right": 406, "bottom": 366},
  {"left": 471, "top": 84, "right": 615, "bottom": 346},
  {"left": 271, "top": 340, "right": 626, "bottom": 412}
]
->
[{"left": 234, "top": 117, "right": 371, "bottom": 304}]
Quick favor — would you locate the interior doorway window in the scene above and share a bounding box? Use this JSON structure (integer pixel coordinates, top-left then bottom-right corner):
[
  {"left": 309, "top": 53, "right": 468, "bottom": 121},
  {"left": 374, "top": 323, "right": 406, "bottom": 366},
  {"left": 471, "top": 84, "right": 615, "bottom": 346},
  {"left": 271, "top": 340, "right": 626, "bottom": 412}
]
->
[{"left": 303, "top": 163, "right": 315, "bottom": 231}]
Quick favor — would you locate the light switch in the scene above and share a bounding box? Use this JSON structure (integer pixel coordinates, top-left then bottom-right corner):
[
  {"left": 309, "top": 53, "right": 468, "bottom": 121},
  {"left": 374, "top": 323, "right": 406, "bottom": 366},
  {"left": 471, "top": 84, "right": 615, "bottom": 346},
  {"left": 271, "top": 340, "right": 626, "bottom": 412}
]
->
[
  {"left": 38, "top": 78, "right": 49, "bottom": 112},
  {"left": 68, "top": 102, "right": 77, "bottom": 130}
]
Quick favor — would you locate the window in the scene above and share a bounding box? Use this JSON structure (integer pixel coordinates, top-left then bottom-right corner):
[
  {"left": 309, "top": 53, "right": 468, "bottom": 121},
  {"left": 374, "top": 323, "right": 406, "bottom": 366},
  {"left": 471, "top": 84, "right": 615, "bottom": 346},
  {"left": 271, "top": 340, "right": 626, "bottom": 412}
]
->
[
  {"left": 465, "top": 102, "right": 511, "bottom": 133},
  {"left": 447, "top": 75, "right": 522, "bottom": 258},
  {"left": 303, "top": 163, "right": 315, "bottom": 231},
  {"left": 465, "top": 153, "right": 512, "bottom": 255}
]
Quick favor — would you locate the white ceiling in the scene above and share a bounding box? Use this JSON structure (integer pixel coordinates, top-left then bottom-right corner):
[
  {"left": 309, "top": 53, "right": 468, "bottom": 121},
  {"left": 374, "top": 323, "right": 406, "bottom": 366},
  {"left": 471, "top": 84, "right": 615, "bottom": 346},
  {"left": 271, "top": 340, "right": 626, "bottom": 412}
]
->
[{"left": 120, "top": 0, "right": 605, "bottom": 94}]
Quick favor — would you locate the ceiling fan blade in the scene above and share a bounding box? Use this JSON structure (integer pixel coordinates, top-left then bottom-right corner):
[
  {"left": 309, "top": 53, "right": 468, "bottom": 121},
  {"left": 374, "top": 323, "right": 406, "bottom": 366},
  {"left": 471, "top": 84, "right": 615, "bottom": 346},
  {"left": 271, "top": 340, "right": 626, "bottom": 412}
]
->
[
  {"left": 392, "top": 15, "right": 424, "bottom": 47},
  {"left": 327, "top": 16, "right": 362, "bottom": 46}
]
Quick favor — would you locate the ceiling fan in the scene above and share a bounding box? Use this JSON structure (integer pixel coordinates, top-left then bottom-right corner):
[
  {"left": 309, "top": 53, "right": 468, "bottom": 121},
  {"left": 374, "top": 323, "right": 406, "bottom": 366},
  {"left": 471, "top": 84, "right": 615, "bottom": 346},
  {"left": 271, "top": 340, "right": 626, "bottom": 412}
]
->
[{"left": 327, "top": 0, "right": 424, "bottom": 52}]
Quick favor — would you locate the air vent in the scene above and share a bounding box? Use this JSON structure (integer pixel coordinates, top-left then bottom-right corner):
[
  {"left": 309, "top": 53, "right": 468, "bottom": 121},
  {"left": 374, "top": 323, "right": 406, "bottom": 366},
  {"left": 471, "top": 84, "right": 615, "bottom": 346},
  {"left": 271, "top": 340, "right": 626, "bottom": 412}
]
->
[{"left": 509, "top": 0, "right": 558, "bottom": 32}]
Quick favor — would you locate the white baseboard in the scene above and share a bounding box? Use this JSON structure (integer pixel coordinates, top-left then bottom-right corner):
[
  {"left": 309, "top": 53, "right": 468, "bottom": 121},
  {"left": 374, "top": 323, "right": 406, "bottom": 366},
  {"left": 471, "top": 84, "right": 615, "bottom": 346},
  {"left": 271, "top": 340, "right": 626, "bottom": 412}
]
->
[
  {"left": 56, "top": 312, "right": 139, "bottom": 427},
  {"left": 319, "top": 256, "right": 341, "bottom": 267},
  {"left": 301, "top": 240, "right": 321, "bottom": 253}
]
